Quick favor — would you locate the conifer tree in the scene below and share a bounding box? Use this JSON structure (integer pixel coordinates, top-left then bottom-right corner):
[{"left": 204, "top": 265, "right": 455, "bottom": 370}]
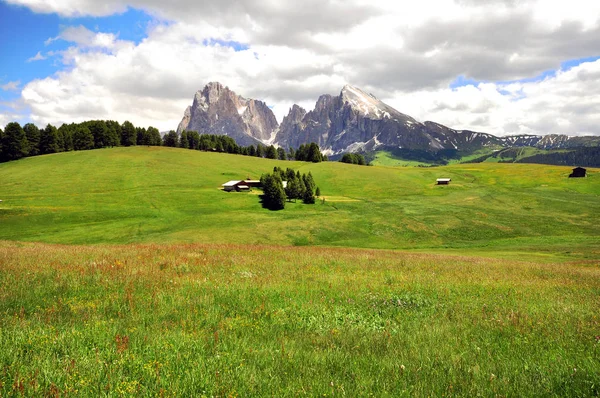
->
[
  {"left": 39, "top": 124, "right": 59, "bottom": 154},
  {"left": 121, "top": 121, "right": 136, "bottom": 146},
  {"left": 1, "top": 122, "right": 28, "bottom": 161},
  {"left": 23, "top": 123, "right": 40, "bottom": 156}
]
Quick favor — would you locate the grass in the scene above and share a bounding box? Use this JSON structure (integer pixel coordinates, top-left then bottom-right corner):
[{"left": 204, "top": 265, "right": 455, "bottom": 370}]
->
[
  {"left": 370, "top": 151, "right": 434, "bottom": 167},
  {"left": 0, "top": 241, "right": 598, "bottom": 396},
  {"left": 0, "top": 147, "right": 599, "bottom": 261},
  {"left": 0, "top": 147, "right": 599, "bottom": 395}
]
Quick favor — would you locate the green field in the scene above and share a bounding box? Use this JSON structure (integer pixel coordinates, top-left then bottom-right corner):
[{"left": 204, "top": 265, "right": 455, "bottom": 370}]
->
[
  {"left": 1, "top": 147, "right": 599, "bottom": 260},
  {"left": 1, "top": 147, "right": 599, "bottom": 396}
]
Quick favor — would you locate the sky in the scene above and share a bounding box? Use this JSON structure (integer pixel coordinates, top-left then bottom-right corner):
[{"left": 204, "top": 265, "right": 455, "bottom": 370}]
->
[{"left": 1, "top": 0, "right": 599, "bottom": 136}]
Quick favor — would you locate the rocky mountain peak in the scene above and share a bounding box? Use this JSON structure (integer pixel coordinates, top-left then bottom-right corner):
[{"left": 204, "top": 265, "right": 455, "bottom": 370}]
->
[{"left": 177, "top": 82, "right": 279, "bottom": 146}]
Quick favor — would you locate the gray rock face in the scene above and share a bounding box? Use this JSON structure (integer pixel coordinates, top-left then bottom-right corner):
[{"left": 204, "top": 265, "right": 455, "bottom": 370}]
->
[
  {"left": 177, "top": 82, "right": 279, "bottom": 146},
  {"left": 275, "top": 85, "right": 469, "bottom": 155},
  {"left": 177, "top": 82, "right": 600, "bottom": 153}
]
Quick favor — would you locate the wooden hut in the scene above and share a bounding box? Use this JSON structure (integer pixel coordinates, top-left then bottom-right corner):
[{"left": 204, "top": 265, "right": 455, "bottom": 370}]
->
[
  {"left": 569, "top": 167, "right": 587, "bottom": 178},
  {"left": 436, "top": 178, "right": 451, "bottom": 185}
]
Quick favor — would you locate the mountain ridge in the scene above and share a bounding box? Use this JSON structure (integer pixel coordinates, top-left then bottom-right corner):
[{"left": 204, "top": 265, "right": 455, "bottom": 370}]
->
[{"left": 176, "top": 82, "right": 600, "bottom": 154}]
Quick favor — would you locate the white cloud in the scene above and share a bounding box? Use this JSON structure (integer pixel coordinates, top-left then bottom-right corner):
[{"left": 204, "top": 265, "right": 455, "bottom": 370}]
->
[
  {"left": 1, "top": 80, "right": 21, "bottom": 91},
  {"left": 26, "top": 51, "right": 47, "bottom": 62},
  {"left": 7, "top": 0, "right": 600, "bottom": 135},
  {"left": 385, "top": 59, "right": 600, "bottom": 136}
]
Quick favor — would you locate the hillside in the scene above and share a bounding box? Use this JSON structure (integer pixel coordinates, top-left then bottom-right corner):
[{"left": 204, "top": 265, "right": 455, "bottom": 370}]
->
[
  {"left": 1, "top": 147, "right": 599, "bottom": 396},
  {"left": 0, "top": 147, "right": 598, "bottom": 260}
]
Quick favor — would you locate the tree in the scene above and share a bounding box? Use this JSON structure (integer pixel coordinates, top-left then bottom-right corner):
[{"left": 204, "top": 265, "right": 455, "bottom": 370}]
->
[
  {"left": 136, "top": 127, "right": 149, "bottom": 146},
  {"left": 266, "top": 145, "right": 277, "bottom": 159},
  {"left": 39, "top": 124, "right": 59, "bottom": 154},
  {"left": 307, "top": 142, "right": 323, "bottom": 162},
  {"left": 105, "top": 121, "right": 121, "bottom": 147},
  {"left": 256, "top": 144, "right": 264, "bottom": 158},
  {"left": 72, "top": 126, "right": 94, "bottom": 150},
  {"left": 121, "top": 121, "right": 136, "bottom": 146},
  {"left": 179, "top": 130, "right": 189, "bottom": 149},
  {"left": 277, "top": 147, "right": 286, "bottom": 160},
  {"left": 287, "top": 147, "right": 295, "bottom": 160},
  {"left": 340, "top": 153, "right": 366, "bottom": 165},
  {"left": 248, "top": 145, "right": 256, "bottom": 156},
  {"left": 23, "top": 123, "right": 40, "bottom": 156},
  {"left": 147, "top": 127, "right": 162, "bottom": 146},
  {"left": 163, "top": 131, "right": 179, "bottom": 147},
  {"left": 57, "top": 124, "right": 74, "bottom": 152},
  {"left": 1, "top": 122, "right": 28, "bottom": 161},
  {"left": 0, "top": 127, "right": 3, "bottom": 160},
  {"left": 187, "top": 131, "right": 200, "bottom": 149},
  {"left": 285, "top": 177, "right": 300, "bottom": 202},
  {"left": 261, "top": 173, "right": 286, "bottom": 210},
  {"left": 302, "top": 187, "right": 316, "bottom": 204},
  {"left": 303, "top": 171, "right": 315, "bottom": 193},
  {"left": 315, "top": 187, "right": 321, "bottom": 197},
  {"left": 85, "top": 120, "right": 108, "bottom": 149}
]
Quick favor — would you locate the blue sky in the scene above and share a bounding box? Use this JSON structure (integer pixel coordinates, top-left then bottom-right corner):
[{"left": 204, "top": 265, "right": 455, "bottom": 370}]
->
[
  {"left": 1, "top": 0, "right": 599, "bottom": 136},
  {"left": 0, "top": 1, "right": 151, "bottom": 102}
]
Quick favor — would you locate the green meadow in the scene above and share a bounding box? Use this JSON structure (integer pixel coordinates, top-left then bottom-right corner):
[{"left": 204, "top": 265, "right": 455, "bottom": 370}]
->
[
  {"left": 0, "top": 146, "right": 599, "bottom": 260},
  {"left": 1, "top": 147, "right": 599, "bottom": 396}
]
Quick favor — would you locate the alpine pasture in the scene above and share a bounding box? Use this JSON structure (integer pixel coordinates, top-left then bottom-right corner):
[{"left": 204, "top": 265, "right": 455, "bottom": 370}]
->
[{"left": 0, "top": 147, "right": 599, "bottom": 396}]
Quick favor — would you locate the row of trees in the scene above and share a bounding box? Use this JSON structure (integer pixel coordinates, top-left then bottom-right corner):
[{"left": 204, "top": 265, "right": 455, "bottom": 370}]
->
[
  {"left": 340, "top": 153, "right": 367, "bottom": 165},
  {"left": 0, "top": 120, "right": 162, "bottom": 163},
  {"left": 260, "top": 167, "right": 320, "bottom": 210},
  {"left": 163, "top": 130, "right": 328, "bottom": 163},
  {"left": 0, "top": 120, "right": 329, "bottom": 164}
]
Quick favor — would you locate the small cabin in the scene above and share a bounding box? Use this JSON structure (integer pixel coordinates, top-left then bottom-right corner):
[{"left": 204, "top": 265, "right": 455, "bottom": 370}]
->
[
  {"left": 437, "top": 178, "right": 451, "bottom": 185},
  {"left": 222, "top": 180, "right": 242, "bottom": 192},
  {"left": 569, "top": 167, "right": 587, "bottom": 178},
  {"left": 244, "top": 180, "right": 262, "bottom": 188}
]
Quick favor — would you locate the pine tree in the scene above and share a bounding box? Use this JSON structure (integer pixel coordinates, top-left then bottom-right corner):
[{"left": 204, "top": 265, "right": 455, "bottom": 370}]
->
[
  {"left": 1, "top": 122, "right": 28, "bottom": 161},
  {"left": 180, "top": 131, "right": 189, "bottom": 148},
  {"left": 277, "top": 147, "right": 286, "bottom": 160},
  {"left": 315, "top": 187, "right": 321, "bottom": 197},
  {"left": 72, "top": 126, "right": 94, "bottom": 150},
  {"left": 302, "top": 188, "right": 316, "bottom": 204},
  {"left": 121, "top": 121, "right": 136, "bottom": 146},
  {"left": 266, "top": 145, "right": 277, "bottom": 159},
  {"left": 261, "top": 173, "right": 286, "bottom": 210},
  {"left": 39, "top": 124, "right": 59, "bottom": 154},
  {"left": 187, "top": 131, "right": 200, "bottom": 149},
  {"left": 147, "top": 127, "right": 162, "bottom": 146},
  {"left": 163, "top": 131, "right": 179, "bottom": 147},
  {"left": 23, "top": 123, "right": 40, "bottom": 156}
]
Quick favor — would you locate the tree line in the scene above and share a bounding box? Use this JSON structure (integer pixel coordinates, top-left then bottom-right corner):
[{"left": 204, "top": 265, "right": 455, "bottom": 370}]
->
[
  {"left": 0, "top": 120, "right": 328, "bottom": 164},
  {"left": 339, "top": 153, "right": 367, "bottom": 165},
  {"left": 166, "top": 130, "right": 327, "bottom": 163},
  {"left": 260, "top": 166, "right": 320, "bottom": 210},
  {"left": 0, "top": 120, "right": 161, "bottom": 163}
]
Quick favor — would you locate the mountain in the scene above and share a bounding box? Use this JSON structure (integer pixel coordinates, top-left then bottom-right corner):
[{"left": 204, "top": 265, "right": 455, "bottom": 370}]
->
[
  {"left": 177, "top": 83, "right": 600, "bottom": 154},
  {"left": 177, "top": 82, "right": 278, "bottom": 147}
]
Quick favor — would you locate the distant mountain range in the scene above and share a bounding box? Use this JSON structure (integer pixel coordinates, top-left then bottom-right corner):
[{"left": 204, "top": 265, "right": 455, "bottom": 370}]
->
[{"left": 177, "top": 82, "right": 600, "bottom": 155}]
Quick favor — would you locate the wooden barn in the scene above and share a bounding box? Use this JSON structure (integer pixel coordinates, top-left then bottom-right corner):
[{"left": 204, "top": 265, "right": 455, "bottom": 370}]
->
[
  {"left": 569, "top": 167, "right": 587, "bottom": 178},
  {"left": 436, "top": 178, "right": 451, "bottom": 185},
  {"left": 222, "top": 180, "right": 258, "bottom": 192}
]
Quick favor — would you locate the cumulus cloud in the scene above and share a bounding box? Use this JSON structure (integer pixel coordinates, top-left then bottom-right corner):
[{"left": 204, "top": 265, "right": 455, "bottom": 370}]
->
[
  {"left": 7, "top": 0, "right": 600, "bottom": 135},
  {"left": 385, "top": 59, "right": 600, "bottom": 136}
]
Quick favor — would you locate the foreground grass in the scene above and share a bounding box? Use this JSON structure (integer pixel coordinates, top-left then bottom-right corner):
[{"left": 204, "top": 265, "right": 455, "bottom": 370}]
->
[{"left": 1, "top": 241, "right": 598, "bottom": 396}]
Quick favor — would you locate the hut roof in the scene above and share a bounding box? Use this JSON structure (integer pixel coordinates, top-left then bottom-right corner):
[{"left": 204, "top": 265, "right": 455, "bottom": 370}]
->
[
  {"left": 222, "top": 180, "right": 242, "bottom": 187},
  {"left": 437, "top": 178, "right": 451, "bottom": 182}
]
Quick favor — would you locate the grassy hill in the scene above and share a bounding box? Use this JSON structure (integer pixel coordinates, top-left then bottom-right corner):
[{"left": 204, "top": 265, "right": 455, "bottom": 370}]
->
[
  {"left": 0, "top": 146, "right": 599, "bottom": 260},
  {"left": 1, "top": 147, "right": 599, "bottom": 396}
]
